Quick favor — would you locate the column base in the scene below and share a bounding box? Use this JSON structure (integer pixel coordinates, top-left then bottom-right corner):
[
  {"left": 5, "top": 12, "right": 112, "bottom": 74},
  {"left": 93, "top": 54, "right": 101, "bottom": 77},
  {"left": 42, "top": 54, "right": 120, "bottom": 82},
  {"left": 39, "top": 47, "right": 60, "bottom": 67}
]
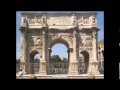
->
[
  {"left": 68, "top": 72, "right": 79, "bottom": 75},
  {"left": 39, "top": 72, "right": 47, "bottom": 75},
  {"left": 91, "top": 61, "right": 100, "bottom": 75},
  {"left": 39, "top": 61, "right": 47, "bottom": 75},
  {"left": 68, "top": 62, "right": 79, "bottom": 75}
]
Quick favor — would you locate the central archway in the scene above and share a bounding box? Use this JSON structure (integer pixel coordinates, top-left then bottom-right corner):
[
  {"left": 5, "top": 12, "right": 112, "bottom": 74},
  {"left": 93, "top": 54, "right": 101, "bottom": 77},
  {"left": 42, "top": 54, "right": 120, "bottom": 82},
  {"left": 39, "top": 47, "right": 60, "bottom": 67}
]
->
[{"left": 48, "top": 38, "right": 70, "bottom": 75}]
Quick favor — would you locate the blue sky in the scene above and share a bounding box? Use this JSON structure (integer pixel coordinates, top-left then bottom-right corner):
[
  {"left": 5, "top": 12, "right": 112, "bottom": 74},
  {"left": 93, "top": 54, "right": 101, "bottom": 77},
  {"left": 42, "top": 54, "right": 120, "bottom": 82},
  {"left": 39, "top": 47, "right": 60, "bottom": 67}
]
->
[{"left": 16, "top": 11, "right": 104, "bottom": 59}]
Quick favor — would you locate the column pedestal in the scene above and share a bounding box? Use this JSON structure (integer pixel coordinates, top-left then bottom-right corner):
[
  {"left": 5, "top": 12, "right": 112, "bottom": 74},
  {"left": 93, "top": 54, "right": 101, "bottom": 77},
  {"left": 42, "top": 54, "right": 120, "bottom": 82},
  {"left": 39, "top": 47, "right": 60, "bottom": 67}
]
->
[
  {"left": 68, "top": 62, "right": 79, "bottom": 75},
  {"left": 39, "top": 61, "right": 47, "bottom": 75},
  {"left": 87, "top": 62, "right": 92, "bottom": 74},
  {"left": 91, "top": 61, "right": 100, "bottom": 75},
  {"left": 20, "top": 62, "right": 26, "bottom": 74}
]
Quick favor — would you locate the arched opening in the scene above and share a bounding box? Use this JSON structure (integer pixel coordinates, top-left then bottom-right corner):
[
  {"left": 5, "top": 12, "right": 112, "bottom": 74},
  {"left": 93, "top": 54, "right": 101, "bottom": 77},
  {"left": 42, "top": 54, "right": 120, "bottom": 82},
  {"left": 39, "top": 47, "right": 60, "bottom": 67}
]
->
[
  {"left": 49, "top": 38, "right": 69, "bottom": 74},
  {"left": 80, "top": 51, "right": 89, "bottom": 74},
  {"left": 30, "top": 50, "right": 41, "bottom": 74}
]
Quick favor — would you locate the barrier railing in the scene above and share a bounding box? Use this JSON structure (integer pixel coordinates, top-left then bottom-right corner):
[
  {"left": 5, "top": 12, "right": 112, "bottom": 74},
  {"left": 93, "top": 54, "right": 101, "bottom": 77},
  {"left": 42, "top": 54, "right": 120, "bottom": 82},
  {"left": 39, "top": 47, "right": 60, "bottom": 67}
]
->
[{"left": 16, "top": 62, "right": 104, "bottom": 75}]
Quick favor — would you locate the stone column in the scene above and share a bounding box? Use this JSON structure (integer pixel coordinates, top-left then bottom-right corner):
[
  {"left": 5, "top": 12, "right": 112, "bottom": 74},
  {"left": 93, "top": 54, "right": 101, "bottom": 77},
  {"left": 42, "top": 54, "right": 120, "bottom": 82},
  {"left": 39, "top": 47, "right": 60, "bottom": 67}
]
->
[
  {"left": 91, "top": 30, "right": 100, "bottom": 75},
  {"left": 87, "top": 51, "right": 92, "bottom": 74},
  {"left": 20, "top": 31, "right": 27, "bottom": 74},
  {"left": 73, "top": 31, "right": 77, "bottom": 62},
  {"left": 39, "top": 30, "right": 47, "bottom": 75},
  {"left": 68, "top": 30, "right": 79, "bottom": 75},
  {"left": 42, "top": 33, "right": 46, "bottom": 61},
  {"left": 47, "top": 48, "right": 51, "bottom": 75}
]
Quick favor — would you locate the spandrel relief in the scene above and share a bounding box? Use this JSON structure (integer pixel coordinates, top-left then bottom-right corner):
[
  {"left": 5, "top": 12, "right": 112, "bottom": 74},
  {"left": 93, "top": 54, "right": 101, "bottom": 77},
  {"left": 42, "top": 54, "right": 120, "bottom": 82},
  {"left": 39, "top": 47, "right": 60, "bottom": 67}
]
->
[
  {"left": 41, "top": 63, "right": 46, "bottom": 71},
  {"left": 51, "top": 35, "right": 58, "bottom": 40}
]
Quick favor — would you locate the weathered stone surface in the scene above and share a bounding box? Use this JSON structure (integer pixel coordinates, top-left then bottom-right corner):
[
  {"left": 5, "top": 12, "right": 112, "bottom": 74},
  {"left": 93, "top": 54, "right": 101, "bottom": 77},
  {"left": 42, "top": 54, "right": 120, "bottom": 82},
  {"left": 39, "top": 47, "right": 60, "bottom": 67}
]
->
[
  {"left": 29, "top": 74, "right": 37, "bottom": 79},
  {"left": 87, "top": 73, "right": 95, "bottom": 79},
  {"left": 19, "top": 12, "right": 102, "bottom": 76}
]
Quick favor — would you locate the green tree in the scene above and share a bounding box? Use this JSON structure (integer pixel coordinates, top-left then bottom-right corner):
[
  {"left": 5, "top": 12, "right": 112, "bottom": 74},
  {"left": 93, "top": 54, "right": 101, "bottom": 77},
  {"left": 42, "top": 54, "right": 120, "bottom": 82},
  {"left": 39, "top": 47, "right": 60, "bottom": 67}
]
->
[
  {"left": 53, "top": 55, "right": 61, "bottom": 62},
  {"left": 16, "top": 58, "right": 20, "bottom": 65},
  {"left": 34, "top": 58, "right": 40, "bottom": 63}
]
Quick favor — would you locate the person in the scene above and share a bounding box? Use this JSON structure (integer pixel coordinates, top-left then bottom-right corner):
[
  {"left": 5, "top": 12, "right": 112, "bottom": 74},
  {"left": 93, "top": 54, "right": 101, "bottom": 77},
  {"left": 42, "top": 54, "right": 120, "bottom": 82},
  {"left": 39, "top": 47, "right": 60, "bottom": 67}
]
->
[{"left": 19, "top": 69, "right": 23, "bottom": 79}]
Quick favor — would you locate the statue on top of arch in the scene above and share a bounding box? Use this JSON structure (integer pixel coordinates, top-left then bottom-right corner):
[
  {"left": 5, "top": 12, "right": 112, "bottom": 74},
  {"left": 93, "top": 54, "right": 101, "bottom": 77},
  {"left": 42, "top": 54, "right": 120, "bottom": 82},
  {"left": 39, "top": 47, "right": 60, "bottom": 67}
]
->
[{"left": 71, "top": 13, "right": 78, "bottom": 26}]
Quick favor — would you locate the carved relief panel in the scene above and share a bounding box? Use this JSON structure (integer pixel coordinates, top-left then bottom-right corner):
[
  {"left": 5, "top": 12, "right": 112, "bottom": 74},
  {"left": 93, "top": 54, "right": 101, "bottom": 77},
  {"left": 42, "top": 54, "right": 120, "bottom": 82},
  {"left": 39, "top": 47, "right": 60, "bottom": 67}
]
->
[
  {"left": 77, "top": 15, "right": 90, "bottom": 25},
  {"left": 49, "top": 33, "right": 73, "bottom": 47},
  {"left": 83, "top": 18, "right": 89, "bottom": 24},
  {"left": 80, "top": 37, "right": 92, "bottom": 44},
  {"left": 34, "top": 38, "right": 43, "bottom": 46},
  {"left": 77, "top": 16, "right": 83, "bottom": 25},
  {"left": 40, "top": 62, "right": 46, "bottom": 71},
  {"left": 85, "top": 38, "right": 92, "bottom": 46},
  {"left": 47, "top": 16, "right": 71, "bottom": 25},
  {"left": 89, "top": 15, "right": 96, "bottom": 25},
  {"left": 71, "top": 63, "right": 78, "bottom": 71},
  {"left": 27, "top": 14, "right": 46, "bottom": 25},
  {"left": 27, "top": 33, "right": 43, "bottom": 50}
]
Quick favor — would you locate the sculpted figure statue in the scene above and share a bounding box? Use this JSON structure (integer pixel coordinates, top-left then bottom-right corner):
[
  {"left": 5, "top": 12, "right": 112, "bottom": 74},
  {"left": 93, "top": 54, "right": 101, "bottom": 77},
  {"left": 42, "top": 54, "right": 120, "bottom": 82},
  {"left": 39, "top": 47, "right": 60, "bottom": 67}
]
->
[
  {"left": 92, "top": 18, "right": 95, "bottom": 23},
  {"left": 73, "top": 20, "right": 77, "bottom": 26},
  {"left": 23, "top": 17, "right": 26, "bottom": 23},
  {"left": 29, "top": 19, "right": 36, "bottom": 24}
]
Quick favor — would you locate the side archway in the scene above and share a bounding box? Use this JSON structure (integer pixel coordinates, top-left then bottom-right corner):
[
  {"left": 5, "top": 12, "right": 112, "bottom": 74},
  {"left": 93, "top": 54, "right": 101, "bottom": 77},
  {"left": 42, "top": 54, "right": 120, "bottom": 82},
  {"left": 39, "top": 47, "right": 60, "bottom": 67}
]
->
[
  {"left": 80, "top": 50, "right": 89, "bottom": 74},
  {"left": 29, "top": 50, "right": 41, "bottom": 74}
]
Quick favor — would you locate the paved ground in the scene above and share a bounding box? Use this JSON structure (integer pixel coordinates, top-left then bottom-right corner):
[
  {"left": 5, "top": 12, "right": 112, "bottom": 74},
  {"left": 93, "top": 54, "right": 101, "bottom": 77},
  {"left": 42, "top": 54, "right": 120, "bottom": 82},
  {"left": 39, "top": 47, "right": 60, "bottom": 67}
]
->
[{"left": 16, "top": 74, "right": 104, "bottom": 79}]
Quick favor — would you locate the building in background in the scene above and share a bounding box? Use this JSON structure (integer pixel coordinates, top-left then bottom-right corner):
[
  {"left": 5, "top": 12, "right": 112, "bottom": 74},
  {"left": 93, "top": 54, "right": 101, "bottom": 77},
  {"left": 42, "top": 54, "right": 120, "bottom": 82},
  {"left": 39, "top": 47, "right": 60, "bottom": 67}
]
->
[{"left": 98, "top": 40, "right": 104, "bottom": 74}]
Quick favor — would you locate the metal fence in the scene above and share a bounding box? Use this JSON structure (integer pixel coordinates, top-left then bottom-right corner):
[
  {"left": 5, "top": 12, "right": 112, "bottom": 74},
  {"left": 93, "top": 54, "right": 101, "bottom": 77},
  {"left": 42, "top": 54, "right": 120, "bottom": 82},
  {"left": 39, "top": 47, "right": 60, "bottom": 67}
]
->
[
  {"left": 49, "top": 63, "right": 68, "bottom": 74},
  {"left": 16, "top": 63, "right": 40, "bottom": 74},
  {"left": 16, "top": 62, "right": 104, "bottom": 74}
]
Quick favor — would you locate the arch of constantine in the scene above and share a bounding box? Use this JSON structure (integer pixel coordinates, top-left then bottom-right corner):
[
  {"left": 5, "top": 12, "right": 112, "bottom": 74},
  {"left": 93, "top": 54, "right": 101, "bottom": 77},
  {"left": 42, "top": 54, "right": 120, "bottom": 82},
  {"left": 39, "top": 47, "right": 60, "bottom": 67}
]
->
[{"left": 19, "top": 12, "right": 103, "bottom": 78}]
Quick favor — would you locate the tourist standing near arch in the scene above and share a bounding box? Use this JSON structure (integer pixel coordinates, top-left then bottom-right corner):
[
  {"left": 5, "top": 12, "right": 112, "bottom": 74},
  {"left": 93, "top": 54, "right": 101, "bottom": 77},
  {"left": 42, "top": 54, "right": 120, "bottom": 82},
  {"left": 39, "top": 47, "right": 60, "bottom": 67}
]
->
[{"left": 19, "top": 69, "right": 23, "bottom": 79}]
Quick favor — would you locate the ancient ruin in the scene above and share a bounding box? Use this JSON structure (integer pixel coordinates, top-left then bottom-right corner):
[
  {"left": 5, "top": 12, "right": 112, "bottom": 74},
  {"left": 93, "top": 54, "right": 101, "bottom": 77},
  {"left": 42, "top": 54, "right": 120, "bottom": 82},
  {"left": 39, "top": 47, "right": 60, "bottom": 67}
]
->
[{"left": 19, "top": 12, "right": 103, "bottom": 77}]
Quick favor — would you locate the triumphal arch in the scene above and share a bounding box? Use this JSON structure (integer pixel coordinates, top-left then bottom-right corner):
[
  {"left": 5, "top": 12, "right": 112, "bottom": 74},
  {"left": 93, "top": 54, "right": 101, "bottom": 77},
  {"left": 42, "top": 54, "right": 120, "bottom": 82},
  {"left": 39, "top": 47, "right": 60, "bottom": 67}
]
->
[{"left": 19, "top": 12, "right": 100, "bottom": 75}]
